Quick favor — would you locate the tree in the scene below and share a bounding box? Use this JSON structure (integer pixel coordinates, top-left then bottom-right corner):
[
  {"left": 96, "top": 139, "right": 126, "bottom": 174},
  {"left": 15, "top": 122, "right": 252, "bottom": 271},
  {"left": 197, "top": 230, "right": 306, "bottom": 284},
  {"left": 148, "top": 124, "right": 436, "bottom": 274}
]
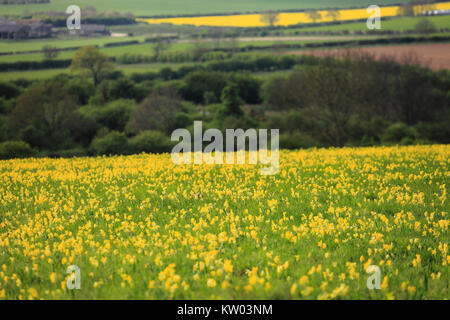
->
[
  {"left": 180, "top": 71, "right": 228, "bottom": 104},
  {"left": 296, "top": 67, "right": 361, "bottom": 147},
  {"left": 9, "top": 82, "right": 79, "bottom": 149},
  {"left": 260, "top": 10, "right": 280, "bottom": 27},
  {"left": 414, "top": 18, "right": 437, "bottom": 34},
  {"left": 130, "top": 87, "right": 182, "bottom": 134},
  {"left": 153, "top": 34, "right": 171, "bottom": 60},
  {"left": 192, "top": 36, "right": 210, "bottom": 61},
  {"left": 70, "top": 46, "right": 115, "bottom": 87},
  {"left": 325, "top": 9, "right": 341, "bottom": 22},
  {"left": 306, "top": 10, "right": 322, "bottom": 23},
  {"left": 221, "top": 83, "right": 244, "bottom": 116},
  {"left": 81, "top": 5, "right": 97, "bottom": 18},
  {"left": 397, "top": 2, "right": 415, "bottom": 16},
  {"left": 413, "top": 0, "right": 436, "bottom": 15},
  {"left": 42, "top": 45, "right": 59, "bottom": 60}
]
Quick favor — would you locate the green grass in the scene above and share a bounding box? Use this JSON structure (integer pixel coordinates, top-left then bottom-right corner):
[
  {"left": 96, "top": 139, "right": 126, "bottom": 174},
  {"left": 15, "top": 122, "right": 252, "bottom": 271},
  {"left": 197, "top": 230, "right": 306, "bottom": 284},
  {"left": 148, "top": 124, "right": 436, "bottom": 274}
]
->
[
  {"left": 285, "top": 15, "right": 450, "bottom": 33},
  {"left": 0, "top": 145, "right": 448, "bottom": 299},
  {"left": 0, "top": 34, "right": 381, "bottom": 64},
  {"left": 0, "top": 68, "right": 68, "bottom": 81},
  {"left": 0, "top": 0, "right": 409, "bottom": 16},
  {"left": 0, "top": 62, "right": 194, "bottom": 81},
  {"left": 0, "top": 36, "right": 148, "bottom": 54}
]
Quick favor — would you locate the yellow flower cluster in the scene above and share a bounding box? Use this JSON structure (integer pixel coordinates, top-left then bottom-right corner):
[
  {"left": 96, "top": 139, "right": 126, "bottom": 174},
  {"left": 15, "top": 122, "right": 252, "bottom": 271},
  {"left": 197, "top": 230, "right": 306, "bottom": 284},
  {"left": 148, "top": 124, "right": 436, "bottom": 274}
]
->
[
  {"left": 138, "top": 2, "right": 450, "bottom": 27},
  {"left": 0, "top": 145, "right": 448, "bottom": 299}
]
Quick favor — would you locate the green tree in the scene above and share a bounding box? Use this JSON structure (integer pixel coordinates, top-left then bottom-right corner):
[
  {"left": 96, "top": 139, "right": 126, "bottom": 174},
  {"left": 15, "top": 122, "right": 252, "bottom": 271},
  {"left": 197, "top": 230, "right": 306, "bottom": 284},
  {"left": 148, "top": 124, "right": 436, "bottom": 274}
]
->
[
  {"left": 70, "top": 46, "right": 115, "bottom": 87},
  {"left": 42, "top": 45, "right": 60, "bottom": 60},
  {"left": 9, "top": 82, "right": 79, "bottom": 149},
  {"left": 153, "top": 34, "right": 171, "bottom": 60},
  {"left": 414, "top": 18, "right": 437, "bottom": 34},
  {"left": 130, "top": 87, "right": 182, "bottom": 134},
  {"left": 221, "top": 83, "right": 244, "bottom": 116}
]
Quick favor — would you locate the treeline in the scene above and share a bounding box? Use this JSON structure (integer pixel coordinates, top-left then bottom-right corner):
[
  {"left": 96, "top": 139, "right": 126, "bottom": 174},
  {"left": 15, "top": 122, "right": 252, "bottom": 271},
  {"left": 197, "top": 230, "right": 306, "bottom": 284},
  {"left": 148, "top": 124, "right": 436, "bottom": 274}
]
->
[
  {"left": 0, "top": 48, "right": 448, "bottom": 159},
  {"left": 3, "top": 34, "right": 450, "bottom": 73},
  {"left": 1, "top": 0, "right": 49, "bottom": 4},
  {"left": 43, "top": 16, "right": 136, "bottom": 27},
  {"left": 263, "top": 52, "right": 449, "bottom": 148},
  {"left": 0, "top": 59, "right": 71, "bottom": 72}
]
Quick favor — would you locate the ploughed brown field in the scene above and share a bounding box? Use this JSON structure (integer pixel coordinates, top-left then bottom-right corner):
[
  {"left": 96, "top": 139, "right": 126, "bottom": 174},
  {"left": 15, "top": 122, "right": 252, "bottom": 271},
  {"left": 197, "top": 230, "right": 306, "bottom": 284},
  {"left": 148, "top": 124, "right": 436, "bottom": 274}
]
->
[{"left": 286, "top": 43, "right": 450, "bottom": 71}]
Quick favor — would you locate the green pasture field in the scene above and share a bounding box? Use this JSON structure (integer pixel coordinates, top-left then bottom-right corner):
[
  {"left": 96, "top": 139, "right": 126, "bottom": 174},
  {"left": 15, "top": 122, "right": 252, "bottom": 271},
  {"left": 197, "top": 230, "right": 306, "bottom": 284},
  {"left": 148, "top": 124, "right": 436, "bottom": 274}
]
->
[
  {"left": 285, "top": 15, "right": 450, "bottom": 33},
  {"left": 0, "top": 62, "right": 194, "bottom": 81},
  {"left": 0, "top": 36, "right": 148, "bottom": 54},
  {"left": 0, "top": 0, "right": 409, "bottom": 16},
  {"left": 0, "top": 37, "right": 344, "bottom": 64}
]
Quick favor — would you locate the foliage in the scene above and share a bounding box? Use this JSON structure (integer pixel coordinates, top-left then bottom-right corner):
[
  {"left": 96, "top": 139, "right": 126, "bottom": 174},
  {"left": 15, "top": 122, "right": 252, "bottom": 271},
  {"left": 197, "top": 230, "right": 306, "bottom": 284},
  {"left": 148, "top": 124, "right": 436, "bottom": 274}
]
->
[{"left": 70, "top": 46, "right": 115, "bottom": 87}]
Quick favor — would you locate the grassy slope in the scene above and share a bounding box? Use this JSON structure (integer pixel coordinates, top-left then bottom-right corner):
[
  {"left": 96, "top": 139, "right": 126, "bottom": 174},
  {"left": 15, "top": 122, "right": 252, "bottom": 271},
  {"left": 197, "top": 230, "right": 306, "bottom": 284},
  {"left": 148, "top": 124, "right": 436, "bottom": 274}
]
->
[
  {"left": 289, "top": 15, "right": 450, "bottom": 33},
  {"left": 0, "top": 38, "right": 345, "bottom": 63},
  {"left": 0, "top": 0, "right": 409, "bottom": 16}
]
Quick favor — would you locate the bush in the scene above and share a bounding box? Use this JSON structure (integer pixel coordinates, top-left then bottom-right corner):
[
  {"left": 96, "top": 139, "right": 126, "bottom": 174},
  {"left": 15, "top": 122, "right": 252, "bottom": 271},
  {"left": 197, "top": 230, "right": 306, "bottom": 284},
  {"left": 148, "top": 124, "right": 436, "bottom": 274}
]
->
[
  {"left": 279, "top": 131, "right": 318, "bottom": 149},
  {"left": 414, "top": 19, "right": 437, "bottom": 34},
  {"left": 89, "top": 131, "right": 129, "bottom": 156},
  {"left": 0, "top": 82, "right": 21, "bottom": 100},
  {"left": 80, "top": 99, "right": 135, "bottom": 132},
  {"left": 382, "top": 122, "right": 418, "bottom": 143},
  {"left": 43, "top": 148, "right": 87, "bottom": 158},
  {"left": 0, "top": 141, "right": 36, "bottom": 160},
  {"left": 129, "top": 130, "right": 173, "bottom": 154}
]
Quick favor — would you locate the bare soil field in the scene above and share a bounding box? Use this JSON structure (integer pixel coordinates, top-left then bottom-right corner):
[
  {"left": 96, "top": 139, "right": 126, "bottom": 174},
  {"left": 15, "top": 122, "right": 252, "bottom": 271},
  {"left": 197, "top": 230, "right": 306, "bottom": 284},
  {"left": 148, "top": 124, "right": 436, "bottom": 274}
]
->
[{"left": 285, "top": 43, "right": 450, "bottom": 71}]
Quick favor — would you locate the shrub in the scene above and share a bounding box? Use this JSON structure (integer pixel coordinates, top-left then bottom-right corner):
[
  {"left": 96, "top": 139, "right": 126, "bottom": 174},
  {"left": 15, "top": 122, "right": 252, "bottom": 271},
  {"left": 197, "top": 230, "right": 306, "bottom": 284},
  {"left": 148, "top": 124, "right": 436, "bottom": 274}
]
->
[
  {"left": 0, "top": 141, "right": 36, "bottom": 160},
  {"left": 382, "top": 122, "right": 418, "bottom": 143},
  {"left": 129, "top": 130, "right": 173, "bottom": 154},
  {"left": 279, "top": 131, "right": 318, "bottom": 149},
  {"left": 80, "top": 99, "right": 135, "bottom": 132},
  {"left": 0, "top": 82, "right": 21, "bottom": 100},
  {"left": 89, "top": 131, "right": 129, "bottom": 156},
  {"left": 414, "top": 19, "right": 437, "bottom": 34}
]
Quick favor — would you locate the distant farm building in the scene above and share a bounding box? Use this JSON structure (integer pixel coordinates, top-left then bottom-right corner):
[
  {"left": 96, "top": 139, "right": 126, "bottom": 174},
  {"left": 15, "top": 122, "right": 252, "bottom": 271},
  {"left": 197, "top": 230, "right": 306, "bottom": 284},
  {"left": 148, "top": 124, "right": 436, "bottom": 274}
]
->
[
  {"left": 422, "top": 9, "right": 450, "bottom": 16},
  {"left": 0, "top": 20, "right": 52, "bottom": 39},
  {"left": 79, "top": 24, "right": 111, "bottom": 36}
]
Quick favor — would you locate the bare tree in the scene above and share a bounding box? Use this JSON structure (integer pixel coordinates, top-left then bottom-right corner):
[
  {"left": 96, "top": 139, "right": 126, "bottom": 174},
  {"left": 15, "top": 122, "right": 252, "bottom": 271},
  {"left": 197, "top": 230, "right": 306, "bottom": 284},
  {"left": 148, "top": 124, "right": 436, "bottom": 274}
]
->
[
  {"left": 260, "top": 10, "right": 280, "bottom": 27},
  {"left": 210, "top": 28, "right": 225, "bottom": 49},
  {"left": 42, "top": 45, "right": 59, "bottom": 60},
  {"left": 306, "top": 10, "right": 322, "bottom": 23},
  {"left": 325, "top": 9, "right": 341, "bottom": 22},
  {"left": 153, "top": 34, "right": 171, "bottom": 60},
  {"left": 226, "top": 36, "right": 239, "bottom": 55},
  {"left": 191, "top": 36, "right": 210, "bottom": 61}
]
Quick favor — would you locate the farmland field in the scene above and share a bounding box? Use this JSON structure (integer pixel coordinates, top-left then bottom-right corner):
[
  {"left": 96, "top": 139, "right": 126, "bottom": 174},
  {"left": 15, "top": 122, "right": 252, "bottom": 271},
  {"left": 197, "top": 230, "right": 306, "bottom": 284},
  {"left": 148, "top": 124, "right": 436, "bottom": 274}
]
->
[
  {"left": 138, "top": 2, "right": 450, "bottom": 27},
  {"left": 0, "top": 0, "right": 410, "bottom": 16},
  {"left": 288, "top": 15, "right": 450, "bottom": 33},
  {"left": 285, "top": 43, "right": 450, "bottom": 71},
  {"left": 0, "top": 145, "right": 448, "bottom": 299}
]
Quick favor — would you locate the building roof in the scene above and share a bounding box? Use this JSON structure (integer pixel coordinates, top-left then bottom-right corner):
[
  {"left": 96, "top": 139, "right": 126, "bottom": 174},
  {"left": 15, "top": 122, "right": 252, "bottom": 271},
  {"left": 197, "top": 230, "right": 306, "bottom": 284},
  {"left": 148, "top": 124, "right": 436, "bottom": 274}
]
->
[
  {"left": 81, "top": 24, "right": 107, "bottom": 32},
  {"left": 0, "top": 24, "right": 30, "bottom": 32}
]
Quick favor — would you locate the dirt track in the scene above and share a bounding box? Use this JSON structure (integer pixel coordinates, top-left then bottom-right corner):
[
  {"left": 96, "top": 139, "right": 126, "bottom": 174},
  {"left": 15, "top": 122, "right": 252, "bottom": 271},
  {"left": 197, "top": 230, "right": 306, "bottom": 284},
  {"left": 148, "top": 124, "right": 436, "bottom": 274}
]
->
[{"left": 285, "top": 43, "right": 450, "bottom": 71}]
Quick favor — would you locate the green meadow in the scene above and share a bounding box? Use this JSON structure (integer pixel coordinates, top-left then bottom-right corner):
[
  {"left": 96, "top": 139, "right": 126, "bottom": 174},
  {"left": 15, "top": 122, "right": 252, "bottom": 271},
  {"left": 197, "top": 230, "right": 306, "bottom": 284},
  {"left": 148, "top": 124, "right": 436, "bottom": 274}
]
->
[{"left": 0, "top": 0, "right": 409, "bottom": 16}]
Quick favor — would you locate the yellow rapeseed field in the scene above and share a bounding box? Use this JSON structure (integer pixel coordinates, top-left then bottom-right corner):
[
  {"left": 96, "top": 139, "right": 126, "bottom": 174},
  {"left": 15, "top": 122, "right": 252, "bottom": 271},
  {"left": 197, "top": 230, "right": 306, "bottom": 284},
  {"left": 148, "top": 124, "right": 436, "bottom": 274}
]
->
[
  {"left": 0, "top": 145, "right": 448, "bottom": 299},
  {"left": 138, "top": 2, "right": 450, "bottom": 27}
]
